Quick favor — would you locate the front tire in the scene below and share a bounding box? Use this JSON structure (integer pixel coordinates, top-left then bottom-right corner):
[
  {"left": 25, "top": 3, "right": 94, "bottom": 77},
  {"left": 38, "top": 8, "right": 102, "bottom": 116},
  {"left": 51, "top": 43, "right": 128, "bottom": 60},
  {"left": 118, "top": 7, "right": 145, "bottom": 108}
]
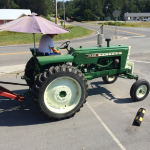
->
[
  {"left": 102, "top": 75, "right": 118, "bottom": 84},
  {"left": 130, "top": 79, "right": 150, "bottom": 102},
  {"left": 32, "top": 65, "right": 88, "bottom": 119}
]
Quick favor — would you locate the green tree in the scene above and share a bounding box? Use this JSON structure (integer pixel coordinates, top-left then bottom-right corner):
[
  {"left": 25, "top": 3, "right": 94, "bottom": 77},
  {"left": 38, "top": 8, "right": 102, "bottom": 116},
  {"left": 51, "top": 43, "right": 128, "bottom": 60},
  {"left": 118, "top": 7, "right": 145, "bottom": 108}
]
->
[
  {"left": 0, "top": 0, "right": 19, "bottom": 9},
  {"left": 145, "top": 0, "right": 150, "bottom": 12},
  {"left": 84, "top": 9, "right": 92, "bottom": 20},
  {"left": 2, "top": 0, "right": 150, "bottom": 21},
  {"left": 128, "top": 0, "right": 136, "bottom": 12},
  {"left": 11, "top": 1, "right": 19, "bottom": 8}
]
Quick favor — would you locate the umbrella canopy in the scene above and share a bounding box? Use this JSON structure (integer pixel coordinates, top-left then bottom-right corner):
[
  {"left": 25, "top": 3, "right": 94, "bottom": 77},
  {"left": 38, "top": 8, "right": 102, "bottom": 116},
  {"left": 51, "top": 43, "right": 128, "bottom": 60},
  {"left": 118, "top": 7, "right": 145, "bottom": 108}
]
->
[
  {"left": 0, "top": 13, "right": 70, "bottom": 34},
  {"left": 0, "top": 13, "right": 71, "bottom": 56}
]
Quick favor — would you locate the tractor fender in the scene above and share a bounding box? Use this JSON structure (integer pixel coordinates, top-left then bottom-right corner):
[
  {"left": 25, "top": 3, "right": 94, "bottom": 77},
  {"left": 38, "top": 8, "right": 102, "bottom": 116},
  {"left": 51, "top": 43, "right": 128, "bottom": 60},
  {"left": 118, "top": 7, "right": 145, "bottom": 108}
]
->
[{"left": 36, "top": 54, "right": 74, "bottom": 66}]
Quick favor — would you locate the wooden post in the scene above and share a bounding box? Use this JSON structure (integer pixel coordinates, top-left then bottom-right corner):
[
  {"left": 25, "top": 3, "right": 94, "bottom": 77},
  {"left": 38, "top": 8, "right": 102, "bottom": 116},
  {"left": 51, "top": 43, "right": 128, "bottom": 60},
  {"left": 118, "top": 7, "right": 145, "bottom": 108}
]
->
[
  {"left": 55, "top": 0, "right": 57, "bottom": 24},
  {"left": 63, "top": 0, "right": 65, "bottom": 28}
]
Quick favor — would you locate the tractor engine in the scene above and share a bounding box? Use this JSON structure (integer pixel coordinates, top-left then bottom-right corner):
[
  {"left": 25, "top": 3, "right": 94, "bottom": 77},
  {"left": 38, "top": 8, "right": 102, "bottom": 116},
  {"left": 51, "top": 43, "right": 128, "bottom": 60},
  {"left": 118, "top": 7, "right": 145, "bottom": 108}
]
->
[
  {"left": 81, "top": 57, "right": 120, "bottom": 73},
  {"left": 72, "top": 38, "right": 130, "bottom": 75}
]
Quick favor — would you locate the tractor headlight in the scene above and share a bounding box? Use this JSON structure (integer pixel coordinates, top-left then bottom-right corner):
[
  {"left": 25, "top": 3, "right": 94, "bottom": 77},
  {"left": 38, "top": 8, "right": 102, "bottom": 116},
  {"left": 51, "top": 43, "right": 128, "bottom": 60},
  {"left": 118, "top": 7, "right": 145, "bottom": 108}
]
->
[
  {"left": 125, "top": 46, "right": 134, "bottom": 74},
  {"left": 126, "top": 62, "right": 134, "bottom": 74}
]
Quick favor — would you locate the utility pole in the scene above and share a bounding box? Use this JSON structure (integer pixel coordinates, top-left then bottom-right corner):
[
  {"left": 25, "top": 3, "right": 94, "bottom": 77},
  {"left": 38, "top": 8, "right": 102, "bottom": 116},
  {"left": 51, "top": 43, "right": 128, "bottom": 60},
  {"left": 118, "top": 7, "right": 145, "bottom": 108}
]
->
[
  {"left": 125, "top": 12, "right": 128, "bottom": 23},
  {"left": 55, "top": 0, "right": 57, "bottom": 24},
  {"left": 106, "top": 6, "right": 108, "bottom": 19},
  {"left": 63, "top": 0, "right": 65, "bottom": 28}
]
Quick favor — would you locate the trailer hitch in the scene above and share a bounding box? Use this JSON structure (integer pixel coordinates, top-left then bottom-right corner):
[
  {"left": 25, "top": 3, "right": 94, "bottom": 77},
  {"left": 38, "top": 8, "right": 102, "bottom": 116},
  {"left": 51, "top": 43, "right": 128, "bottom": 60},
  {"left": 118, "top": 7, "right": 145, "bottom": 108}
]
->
[
  {"left": 0, "top": 81, "right": 28, "bottom": 101},
  {"left": 0, "top": 85, "right": 25, "bottom": 101}
]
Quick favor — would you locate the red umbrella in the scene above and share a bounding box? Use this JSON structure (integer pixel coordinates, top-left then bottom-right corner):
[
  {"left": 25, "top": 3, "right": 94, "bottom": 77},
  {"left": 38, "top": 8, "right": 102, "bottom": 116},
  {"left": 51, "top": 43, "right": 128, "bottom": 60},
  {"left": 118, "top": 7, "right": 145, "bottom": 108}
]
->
[{"left": 0, "top": 13, "right": 70, "bottom": 55}]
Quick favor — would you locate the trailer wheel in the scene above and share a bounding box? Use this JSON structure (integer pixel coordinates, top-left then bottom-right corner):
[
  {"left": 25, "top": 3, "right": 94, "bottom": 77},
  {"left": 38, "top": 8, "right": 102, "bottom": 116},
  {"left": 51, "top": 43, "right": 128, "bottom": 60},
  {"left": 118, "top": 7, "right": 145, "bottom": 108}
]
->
[
  {"left": 32, "top": 65, "right": 88, "bottom": 119},
  {"left": 130, "top": 79, "right": 150, "bottom": 102},
  {"left": 102, "top": 75, "right": 118, "bottom": 84},
  {"left": 24, "top": 57, "right": 35, "bottom": 88}
]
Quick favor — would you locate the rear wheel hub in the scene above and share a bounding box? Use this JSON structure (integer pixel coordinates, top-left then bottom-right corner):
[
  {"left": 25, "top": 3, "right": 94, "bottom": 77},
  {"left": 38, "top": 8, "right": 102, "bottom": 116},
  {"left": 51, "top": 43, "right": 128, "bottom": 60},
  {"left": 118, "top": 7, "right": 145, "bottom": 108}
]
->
[{"left": 54, "top": 86, "right": 71, "bottom": 103}]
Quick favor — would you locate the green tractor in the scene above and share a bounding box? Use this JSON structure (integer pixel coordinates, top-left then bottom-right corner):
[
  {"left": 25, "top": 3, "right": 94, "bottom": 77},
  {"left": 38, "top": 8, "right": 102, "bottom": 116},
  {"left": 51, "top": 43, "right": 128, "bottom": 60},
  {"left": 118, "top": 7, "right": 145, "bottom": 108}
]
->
[{"left": 23, "top": 37, "right": 150, "bottom": 120}]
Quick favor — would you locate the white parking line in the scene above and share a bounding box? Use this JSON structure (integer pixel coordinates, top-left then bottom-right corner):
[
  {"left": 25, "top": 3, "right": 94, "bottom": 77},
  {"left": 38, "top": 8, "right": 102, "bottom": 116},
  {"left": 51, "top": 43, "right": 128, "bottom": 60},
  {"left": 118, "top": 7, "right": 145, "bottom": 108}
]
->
[
  {"left": 130, "top": 60, "right": 150, "bottom": 63},
  {"left": 87, "top": 102, "right": 126, "bottom": 150},
  {"left": 0, "top": 64, "right": 25, "bottom": 75},
  {"left": 126, "top": 36, "right": 146, "bottom": 39}
]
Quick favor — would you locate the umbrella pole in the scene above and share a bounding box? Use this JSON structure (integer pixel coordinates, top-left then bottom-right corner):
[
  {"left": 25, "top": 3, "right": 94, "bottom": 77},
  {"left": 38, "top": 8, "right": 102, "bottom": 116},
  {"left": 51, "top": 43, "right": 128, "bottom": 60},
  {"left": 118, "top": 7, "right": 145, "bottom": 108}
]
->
[
  {"left": 33, "top": 33, "right": 37, "bottom": 72},
  {"left": 33, "top": 33, "right": 36, "bottom": 56}
]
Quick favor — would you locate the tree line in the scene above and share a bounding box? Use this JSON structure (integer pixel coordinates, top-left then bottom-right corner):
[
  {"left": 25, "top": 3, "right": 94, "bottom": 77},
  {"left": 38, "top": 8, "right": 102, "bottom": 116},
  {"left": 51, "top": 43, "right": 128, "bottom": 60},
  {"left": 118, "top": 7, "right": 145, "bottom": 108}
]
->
[
  {"left": 0, "top": 0, "right": 55, "bottom": 16},
  {"left": 0, "top": 0, "right": 150, "bottom": 21},
  {"left": 58, "top": 0, "right": 150, "bottom": 21}
]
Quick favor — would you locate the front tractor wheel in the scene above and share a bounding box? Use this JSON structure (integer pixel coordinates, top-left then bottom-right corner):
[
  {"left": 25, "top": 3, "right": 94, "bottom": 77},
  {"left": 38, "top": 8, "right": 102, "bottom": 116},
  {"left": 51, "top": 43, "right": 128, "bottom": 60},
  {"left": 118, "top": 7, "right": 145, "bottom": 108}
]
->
[
  {"left": 102, "top": 75, "right": 118, "bottom": 84},
  {"left": 32, "top": 65, "right": 88, "bottom": 119},
  {"left": 130, "top": 79, "right": 150, "bottom": 102}
]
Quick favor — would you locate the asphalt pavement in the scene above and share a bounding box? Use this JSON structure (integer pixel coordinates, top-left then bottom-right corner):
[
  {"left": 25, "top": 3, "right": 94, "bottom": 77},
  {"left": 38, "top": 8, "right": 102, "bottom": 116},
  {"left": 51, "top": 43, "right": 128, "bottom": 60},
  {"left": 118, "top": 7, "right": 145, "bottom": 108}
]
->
[{"left": 0, "top": 22, "right": 150, "bottom": 150}]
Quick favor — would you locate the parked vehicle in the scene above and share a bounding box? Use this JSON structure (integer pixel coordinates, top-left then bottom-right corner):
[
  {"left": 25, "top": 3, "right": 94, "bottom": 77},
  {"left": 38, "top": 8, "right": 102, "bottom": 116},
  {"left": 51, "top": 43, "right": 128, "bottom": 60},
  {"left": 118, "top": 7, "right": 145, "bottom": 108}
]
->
[{"left": 143, "top": 18, "right": 150, "bottom": 21}]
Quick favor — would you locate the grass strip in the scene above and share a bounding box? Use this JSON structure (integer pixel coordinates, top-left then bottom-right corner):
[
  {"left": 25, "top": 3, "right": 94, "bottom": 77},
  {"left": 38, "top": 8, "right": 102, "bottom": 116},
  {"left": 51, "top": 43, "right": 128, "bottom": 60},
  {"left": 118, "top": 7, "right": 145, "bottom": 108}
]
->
[
  {"left": 0, "top": 25, "right": 93, "bottom": 46},
  {"left": 99, "top": 21, "right": 150, "bottom": 27}
]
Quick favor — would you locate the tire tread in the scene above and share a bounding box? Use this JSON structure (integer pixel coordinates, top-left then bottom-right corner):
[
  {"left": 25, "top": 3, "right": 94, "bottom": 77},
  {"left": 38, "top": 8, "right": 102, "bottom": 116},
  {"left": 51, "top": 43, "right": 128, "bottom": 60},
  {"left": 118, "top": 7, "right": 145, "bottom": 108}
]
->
[{"left": 32, "top": 64, "right": 88, "bottom": 119}]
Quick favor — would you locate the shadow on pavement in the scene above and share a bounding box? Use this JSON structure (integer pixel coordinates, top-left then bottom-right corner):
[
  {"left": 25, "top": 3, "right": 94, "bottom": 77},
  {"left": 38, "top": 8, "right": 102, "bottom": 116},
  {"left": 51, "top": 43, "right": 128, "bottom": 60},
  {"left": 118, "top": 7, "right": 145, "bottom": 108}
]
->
[
  {"left": 0, "top": 89, "right": 58, "bottom": 127},
  {"left": 89, "top": 81, "right": 135, "bottom": 104},
  {"left": 0, "top": 82, "right": 136, "bottom": 126}
]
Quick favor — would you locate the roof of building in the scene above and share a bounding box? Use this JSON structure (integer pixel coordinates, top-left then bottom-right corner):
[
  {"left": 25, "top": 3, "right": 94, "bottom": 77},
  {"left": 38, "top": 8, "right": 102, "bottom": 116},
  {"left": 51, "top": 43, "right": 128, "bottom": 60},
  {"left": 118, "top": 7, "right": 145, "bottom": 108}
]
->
[
  {"left": 124, "top": 13, "right": 150, "bottom": 17},
  {"left": 0, "top": 9, "right": 31, "bottom": 20}
]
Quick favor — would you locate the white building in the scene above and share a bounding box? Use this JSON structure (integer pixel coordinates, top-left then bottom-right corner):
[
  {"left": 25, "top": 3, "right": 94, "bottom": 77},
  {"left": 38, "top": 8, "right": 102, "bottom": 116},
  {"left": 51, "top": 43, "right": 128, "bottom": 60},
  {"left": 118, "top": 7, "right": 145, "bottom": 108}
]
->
[
  {"left": 124, "top": 12, "right": 150, "bottom": 20},
  {"left": 0, "top": 9, "right": 31, "bottom": 25}
]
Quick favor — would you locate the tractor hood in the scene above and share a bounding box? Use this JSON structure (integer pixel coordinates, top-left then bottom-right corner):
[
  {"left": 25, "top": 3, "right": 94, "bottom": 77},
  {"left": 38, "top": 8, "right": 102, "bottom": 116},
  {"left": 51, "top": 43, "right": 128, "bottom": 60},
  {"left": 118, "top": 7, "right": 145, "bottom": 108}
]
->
[
  {"left": 37, "top": 54, "right": 74, "bottom": 66},
  {"left": 73, "top": 45, "right": 129, "bottom": 53},
  {"left": 72, "top": 45, "right": 129, "bottom": 68}
]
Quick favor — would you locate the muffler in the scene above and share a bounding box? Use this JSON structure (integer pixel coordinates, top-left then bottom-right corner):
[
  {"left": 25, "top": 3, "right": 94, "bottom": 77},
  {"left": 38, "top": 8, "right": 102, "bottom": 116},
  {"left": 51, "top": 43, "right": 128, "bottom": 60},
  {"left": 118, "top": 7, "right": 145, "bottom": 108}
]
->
[{"left": 97, "top": 25, "right": 104, "bottom": 47}]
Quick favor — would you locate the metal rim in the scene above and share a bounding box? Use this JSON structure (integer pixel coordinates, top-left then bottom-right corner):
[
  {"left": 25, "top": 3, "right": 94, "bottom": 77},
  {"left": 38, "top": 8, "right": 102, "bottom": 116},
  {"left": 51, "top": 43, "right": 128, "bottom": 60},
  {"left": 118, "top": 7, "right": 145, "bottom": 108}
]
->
[
  {"left": 44, "top": 76, "right": 82, "bottom": 114},
  {"left": 136, "top": 85, "right": 147, "bottom": 98},
  {"left": 106, "top": 75, "right": 116, "bottom": 82}
]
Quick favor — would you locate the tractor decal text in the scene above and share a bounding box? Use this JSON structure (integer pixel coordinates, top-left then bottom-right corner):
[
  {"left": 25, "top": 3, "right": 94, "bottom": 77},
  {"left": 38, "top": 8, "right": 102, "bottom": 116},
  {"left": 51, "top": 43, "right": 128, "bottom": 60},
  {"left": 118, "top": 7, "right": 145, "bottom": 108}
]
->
[{"left": 86, "top": 52, "right": 122, "bottom": 58}]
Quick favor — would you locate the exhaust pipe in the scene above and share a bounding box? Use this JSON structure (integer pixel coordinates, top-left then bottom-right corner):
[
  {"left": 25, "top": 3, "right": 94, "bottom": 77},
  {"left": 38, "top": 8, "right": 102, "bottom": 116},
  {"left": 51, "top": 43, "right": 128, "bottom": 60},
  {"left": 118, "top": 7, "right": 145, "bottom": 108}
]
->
[{"left": 97, "top": 25, "right": 104, "bottom": 47}]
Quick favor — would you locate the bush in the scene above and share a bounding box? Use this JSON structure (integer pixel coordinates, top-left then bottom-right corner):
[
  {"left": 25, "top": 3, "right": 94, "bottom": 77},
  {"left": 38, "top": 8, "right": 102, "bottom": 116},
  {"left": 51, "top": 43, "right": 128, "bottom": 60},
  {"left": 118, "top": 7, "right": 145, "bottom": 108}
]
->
[
  {"left": 40, "top": 15, "right": 51, "bottom": 21},
  {"left": 76, "top": 16, "right": 84, "bottom": 22},
  {"left": 91, "top": 14, "right": 98, "bottom": 21},
  {"left": 99, "top": 22, "right": 135, "bottom": 27}
]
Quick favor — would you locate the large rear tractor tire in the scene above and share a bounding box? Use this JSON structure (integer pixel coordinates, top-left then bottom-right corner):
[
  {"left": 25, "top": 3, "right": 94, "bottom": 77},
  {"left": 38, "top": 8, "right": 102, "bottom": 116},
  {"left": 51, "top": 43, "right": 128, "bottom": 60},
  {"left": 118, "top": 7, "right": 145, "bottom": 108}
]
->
[
  {"left": 24, "top": 57, "right": 35, "bottom": 88},
  {"left": 130, "top": 79, "right": 150, "bottom": 102},
  {"left": 102, "top": 75, "right": 118, "bottom": 84},
  {"left": 32, "top": 65, "right": 88, "bottom": 119}
]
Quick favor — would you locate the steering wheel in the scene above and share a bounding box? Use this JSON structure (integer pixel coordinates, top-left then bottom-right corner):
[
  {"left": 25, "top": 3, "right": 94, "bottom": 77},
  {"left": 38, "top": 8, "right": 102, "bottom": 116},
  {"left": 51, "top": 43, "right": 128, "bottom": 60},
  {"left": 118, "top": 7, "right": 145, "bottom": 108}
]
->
[{"left": 59, "top": 41, "right": 70, "bottom": 49}]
